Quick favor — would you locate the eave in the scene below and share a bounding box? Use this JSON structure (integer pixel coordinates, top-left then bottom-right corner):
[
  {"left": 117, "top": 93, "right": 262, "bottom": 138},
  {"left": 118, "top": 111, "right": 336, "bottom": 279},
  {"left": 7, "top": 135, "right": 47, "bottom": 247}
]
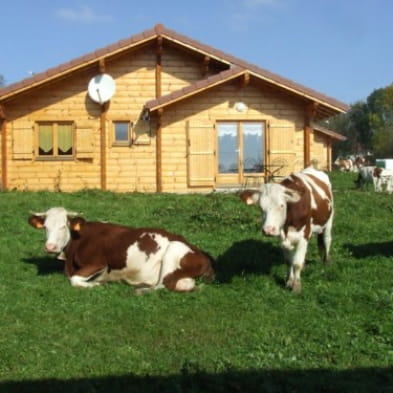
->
[{"left": 0, "top": 23, "right": 349, "bottom": 119}]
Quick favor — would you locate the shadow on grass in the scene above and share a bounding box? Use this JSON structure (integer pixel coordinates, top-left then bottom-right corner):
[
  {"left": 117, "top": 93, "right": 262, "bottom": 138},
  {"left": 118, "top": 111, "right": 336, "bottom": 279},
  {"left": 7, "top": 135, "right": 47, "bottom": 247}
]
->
[
  {"left": 1, "top": 367, "right": 392, "bottom": 393},
  {"left": 344, "top": 241, "right": 393, "bottom": 258},
  {"left": 21, "top": 256, "right": 64, "bottom": 276},
  {"left": 213, "top": 239, "right": 283, "bottom": 283}
]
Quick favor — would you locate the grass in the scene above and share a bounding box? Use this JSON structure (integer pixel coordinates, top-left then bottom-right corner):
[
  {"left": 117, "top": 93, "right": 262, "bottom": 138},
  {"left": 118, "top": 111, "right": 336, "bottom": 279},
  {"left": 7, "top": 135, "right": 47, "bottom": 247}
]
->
[{"left": 0, "top": 171, "right": 392, "bottom": 392}]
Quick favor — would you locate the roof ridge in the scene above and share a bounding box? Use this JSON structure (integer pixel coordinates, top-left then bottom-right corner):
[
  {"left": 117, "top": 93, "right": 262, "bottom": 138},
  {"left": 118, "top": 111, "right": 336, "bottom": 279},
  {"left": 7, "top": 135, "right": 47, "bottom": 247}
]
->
[{"left": 0, "top": 23, "right": 349, "bottom": 113}]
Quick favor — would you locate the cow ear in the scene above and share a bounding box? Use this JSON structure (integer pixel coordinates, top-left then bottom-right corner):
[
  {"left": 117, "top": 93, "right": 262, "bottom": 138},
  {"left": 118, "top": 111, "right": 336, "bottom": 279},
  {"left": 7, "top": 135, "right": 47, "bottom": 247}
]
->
[
  {"left": 69, "top": 217, "right": 86, "bottom": 232},
  {"left": 240, "top": 190, "right": 261, "bottom": 205},
  {"left": 284, "top": 189, "right": 301, "bottom": 203},
  {"left": 28, "top": 215, "right": 45, "bottom": 229}
]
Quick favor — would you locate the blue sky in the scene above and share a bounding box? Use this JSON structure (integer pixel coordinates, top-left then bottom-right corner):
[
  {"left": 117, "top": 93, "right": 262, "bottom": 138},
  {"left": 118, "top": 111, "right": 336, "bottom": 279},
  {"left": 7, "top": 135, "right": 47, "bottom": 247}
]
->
[{"left": 1, "top": 0, "right": 392, "bottom": 105}]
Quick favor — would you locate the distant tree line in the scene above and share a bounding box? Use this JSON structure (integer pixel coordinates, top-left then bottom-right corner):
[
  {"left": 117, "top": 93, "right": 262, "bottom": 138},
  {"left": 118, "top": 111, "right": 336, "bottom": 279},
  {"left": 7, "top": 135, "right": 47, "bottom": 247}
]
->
[
  {"left": 327, "top": 83, "right": 393, "bottom": 159},
  {"left": 0, "top": 74, "right": 4, "bottom": 87}
]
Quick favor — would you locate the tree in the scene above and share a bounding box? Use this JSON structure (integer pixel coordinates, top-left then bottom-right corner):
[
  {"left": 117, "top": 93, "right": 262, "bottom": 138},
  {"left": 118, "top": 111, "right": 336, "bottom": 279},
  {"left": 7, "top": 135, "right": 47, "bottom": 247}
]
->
[
  {"left": 328, "top": 83, "right": 393, "bottom": 159},
  {"left": 0, "top": 74, "right": 4, "bottom": 87},
  {"left": 368, "top": 85, "right": 393, "bottom": 157},
  {"left": 328, "top": 100, "right": 370, "bottom": 157}
]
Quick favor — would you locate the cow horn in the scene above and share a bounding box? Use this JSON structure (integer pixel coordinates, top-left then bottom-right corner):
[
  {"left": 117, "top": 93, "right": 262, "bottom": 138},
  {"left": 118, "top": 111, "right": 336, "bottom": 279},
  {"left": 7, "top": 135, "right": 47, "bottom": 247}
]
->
[
  {"left": 29, "top": 211, "right": 47, "bottom": 217},
  {"left": 67, "top": 211, "right": 82, "bottom": 217}
]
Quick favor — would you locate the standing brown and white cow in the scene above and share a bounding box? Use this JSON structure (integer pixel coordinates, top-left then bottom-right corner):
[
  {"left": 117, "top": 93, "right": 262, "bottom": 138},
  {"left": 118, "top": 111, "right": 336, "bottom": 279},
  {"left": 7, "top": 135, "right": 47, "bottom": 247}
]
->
[
  {"left": 241, "top": 166, "right": 334, "bottom": 292},
  {"left": 28, "top": 207, "right": 214, "bottom": 292}
]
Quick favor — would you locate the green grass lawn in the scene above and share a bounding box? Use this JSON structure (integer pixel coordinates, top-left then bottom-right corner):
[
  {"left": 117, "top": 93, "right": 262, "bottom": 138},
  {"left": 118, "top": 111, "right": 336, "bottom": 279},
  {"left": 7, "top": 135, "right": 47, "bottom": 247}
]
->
[{"left": 0, "top": 171, "right": 392, "bottom": 393}]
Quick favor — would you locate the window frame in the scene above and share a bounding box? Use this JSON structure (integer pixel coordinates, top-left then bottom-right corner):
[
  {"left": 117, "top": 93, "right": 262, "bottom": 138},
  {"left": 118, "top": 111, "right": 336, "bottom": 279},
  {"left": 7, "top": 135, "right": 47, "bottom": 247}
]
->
[
  {"left": 112, "top": 120, "right": 133, "bottom": 147},
  {"left": 35, "top": 121, "right": 75, "bottom": 161}
]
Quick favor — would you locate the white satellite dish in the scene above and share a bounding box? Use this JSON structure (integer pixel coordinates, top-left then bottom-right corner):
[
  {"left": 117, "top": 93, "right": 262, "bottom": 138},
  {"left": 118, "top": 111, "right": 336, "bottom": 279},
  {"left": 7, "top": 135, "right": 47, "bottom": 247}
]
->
[{"left": 88, "top": 73, "right": 116, "bottom": 104}]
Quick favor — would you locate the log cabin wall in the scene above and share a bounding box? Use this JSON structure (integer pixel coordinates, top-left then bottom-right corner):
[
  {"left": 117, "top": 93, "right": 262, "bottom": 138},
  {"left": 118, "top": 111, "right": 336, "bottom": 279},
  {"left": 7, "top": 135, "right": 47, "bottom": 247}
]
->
[
  {"left": 159, "top": 81, "right": 306, "bottom": 193},
  {"left": 1, "top": 35, "right": 337, "bottom": 193}
]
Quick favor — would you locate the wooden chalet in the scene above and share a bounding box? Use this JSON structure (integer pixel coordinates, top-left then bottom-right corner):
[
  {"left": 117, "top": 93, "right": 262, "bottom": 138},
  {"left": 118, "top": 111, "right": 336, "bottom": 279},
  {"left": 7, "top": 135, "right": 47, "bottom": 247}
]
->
[{"left": 0, "top": 24, "right": 348, "bottom": 193}]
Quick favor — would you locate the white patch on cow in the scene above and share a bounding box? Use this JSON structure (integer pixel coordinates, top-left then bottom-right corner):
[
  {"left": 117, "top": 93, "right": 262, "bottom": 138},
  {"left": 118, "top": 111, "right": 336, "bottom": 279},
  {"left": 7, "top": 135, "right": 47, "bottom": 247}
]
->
[
  {"left": 259, "top": 182, "right": 288, "bottom": 236},
  {"left": 42, "top": 207, "right": 71, "bottom": 253},
  {"left": 296, "top": 168, "right": 332, "bottom": 210},
  {"left": 70, "top": 275, "right": 101, "bottom": 288},
  {"left": 175, "top": 278, "right": 196, "bottom": 291},
  {"left": 100, "top": 234, "right": 194, "bottom": 289},
  {"left": 160, "top": 241, "right": 193, "bottom": 281}
]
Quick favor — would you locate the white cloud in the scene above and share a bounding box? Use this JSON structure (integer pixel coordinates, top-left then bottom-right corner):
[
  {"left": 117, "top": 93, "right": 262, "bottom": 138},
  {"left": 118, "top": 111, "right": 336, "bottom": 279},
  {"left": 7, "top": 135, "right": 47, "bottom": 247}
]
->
[{"left": 55, "top": 6, "right": 113, "bottom": 23}]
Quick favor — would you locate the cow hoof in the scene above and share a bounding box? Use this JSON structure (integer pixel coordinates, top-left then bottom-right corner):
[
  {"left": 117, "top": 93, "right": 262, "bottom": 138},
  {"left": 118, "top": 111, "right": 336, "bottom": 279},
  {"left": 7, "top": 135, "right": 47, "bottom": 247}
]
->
[
  {"left": 285, "top": 278, "right": 294, "bottom": 289},
  {"left": 134, "top": 287, "right": 153, "bottom": 295},
  {"left": 292, "top": 280, "right": 302, "bottom": 293}
]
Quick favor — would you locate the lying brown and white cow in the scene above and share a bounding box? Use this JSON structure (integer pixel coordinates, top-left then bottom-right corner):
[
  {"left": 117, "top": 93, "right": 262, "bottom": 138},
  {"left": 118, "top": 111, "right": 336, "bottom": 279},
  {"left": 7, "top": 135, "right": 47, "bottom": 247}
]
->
[
  {"left": 28, "top": 207, "right": 214, "bottom": 292},
  {"left": 241, "top": 166, "right": 334, "bottom": 292}
]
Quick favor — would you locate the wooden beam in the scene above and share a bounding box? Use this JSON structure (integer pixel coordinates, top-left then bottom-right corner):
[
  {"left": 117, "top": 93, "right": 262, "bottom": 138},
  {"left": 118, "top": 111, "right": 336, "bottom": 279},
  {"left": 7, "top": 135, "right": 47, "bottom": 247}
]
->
[
  {"left": 202, "top": 56, "right": 210, "bottom": 76},
  {"left": 304, "top": 102, "right": 318, "bottom": 168},
  {"left": 100, "top": 102, "right": 109, "bottom": 190},
  {"left": 240, "top": 72, "right": 250, "bottom": 88},
  {"left": 156, "top": 36, "right": 163, "bottom": 99},
  {"left": 99, "top": 58, "right": 106, "bottom": 73},
  {"left": 0, "top": 104, "right": 5, "bottom": 120},
  {"left": 156, "top": 108, "right": 163, "bottom": 192},
  {"left": 1, "top": 116, "right": 7, "bottom": 190}
]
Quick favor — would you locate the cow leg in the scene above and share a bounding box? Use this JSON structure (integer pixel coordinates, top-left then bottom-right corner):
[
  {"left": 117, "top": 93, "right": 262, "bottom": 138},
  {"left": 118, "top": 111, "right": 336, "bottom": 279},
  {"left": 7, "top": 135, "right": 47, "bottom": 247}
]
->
[
  {"left": 318, "top": 215, "right": 333, "bottom": 264},
  {"left": 161, "top": 246, "right": 214, "bottom": 292},
  {"left": 69, "top": 266, "right": 107, "bottom": 288},
  {"left": 286, "top": 238, "right": 308, "bottom": 293}
]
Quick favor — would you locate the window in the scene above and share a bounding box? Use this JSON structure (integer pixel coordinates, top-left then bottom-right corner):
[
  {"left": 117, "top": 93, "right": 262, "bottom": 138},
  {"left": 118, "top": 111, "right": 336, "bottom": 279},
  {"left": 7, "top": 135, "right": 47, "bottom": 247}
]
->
[
  {"left": 37, "top": 122, "right": 73, "bottom": 158},
  {"left": 217, "top": 121, "right": 264, "bottom": 174},
  {"left": 113, "top": 121, "right": 132, "bottom": 146}
]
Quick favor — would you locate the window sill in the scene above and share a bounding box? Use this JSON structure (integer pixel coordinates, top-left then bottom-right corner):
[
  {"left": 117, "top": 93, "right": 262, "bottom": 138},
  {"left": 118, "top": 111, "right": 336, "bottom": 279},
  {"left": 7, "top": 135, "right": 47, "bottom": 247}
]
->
[
  {"left": 35, "top": 156, "right": 75, "bottom": 162},
  {"left": 112, "top": 142, "right": 132, "bottom": 147}
]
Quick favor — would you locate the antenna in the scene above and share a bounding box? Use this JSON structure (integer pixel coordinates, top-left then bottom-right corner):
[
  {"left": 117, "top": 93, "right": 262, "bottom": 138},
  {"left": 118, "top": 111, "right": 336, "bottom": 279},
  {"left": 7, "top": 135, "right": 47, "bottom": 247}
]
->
[{"left": 88, "top": 73, "right": 116, "bottom": 104}]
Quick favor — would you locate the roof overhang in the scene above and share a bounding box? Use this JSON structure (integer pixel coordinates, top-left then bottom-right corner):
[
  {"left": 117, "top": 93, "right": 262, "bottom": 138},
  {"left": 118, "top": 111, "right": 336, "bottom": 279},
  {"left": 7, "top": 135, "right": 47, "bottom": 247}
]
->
[
  {"left": 313, "top": 123, "right": 347, "bottom": 141},
  {"left": 0, "top": 23, "right": 350, "bottom": 119}
]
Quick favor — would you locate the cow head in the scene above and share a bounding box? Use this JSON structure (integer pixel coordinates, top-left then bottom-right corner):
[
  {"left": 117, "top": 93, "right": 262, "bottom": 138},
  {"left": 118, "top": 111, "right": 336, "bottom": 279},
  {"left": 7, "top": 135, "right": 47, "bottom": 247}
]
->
[
  {"left": 241, "top": 183, "right": 301, "bottom": 237},
  {"left": 28, "top": 207, "right": 80, "bottom": 253}
]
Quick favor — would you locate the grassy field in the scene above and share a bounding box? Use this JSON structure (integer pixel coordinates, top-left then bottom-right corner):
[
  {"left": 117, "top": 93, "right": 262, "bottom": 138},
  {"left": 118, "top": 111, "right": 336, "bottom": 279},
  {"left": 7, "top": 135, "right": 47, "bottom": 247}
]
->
[{"left": 0, "top": 172, "right": 392, "bottom": 393}]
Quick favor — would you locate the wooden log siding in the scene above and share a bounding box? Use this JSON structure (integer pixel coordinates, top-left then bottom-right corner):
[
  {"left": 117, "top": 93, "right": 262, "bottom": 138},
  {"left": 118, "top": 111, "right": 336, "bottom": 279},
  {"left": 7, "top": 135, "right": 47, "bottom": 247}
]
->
[
  {"left": 100, "top": 103, "right": 108, "bottom": 190},
  {"left": 156, "top": 109, "right": 163, "bottom": 192},
  {"left": 1, "top": 120, "right": 6, "bottom": 189},
  {"left": 0, "top": 29, "right": 343, "bottom": 193},
  {"left": 0, "top": 105, "right": 5, "bottom": 188},
  {"left": 304, "top": 103, "right": 318, "bottom": 168}
]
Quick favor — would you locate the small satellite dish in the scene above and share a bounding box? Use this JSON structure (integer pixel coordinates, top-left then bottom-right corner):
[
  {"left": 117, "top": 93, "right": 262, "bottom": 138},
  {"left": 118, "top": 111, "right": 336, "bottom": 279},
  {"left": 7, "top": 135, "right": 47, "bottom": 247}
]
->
[{"left": 88, "top": 73, "right": 116, "bottom": 104}]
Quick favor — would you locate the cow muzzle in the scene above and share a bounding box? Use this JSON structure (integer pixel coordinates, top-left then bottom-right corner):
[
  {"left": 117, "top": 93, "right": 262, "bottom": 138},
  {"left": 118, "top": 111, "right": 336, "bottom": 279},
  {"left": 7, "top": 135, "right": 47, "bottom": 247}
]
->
[
  {"left": 263, "top": 226, "right": 278, "bottom": 236},
  {"left": 45, "top": 243, "right": 59, "bottom": 253}
]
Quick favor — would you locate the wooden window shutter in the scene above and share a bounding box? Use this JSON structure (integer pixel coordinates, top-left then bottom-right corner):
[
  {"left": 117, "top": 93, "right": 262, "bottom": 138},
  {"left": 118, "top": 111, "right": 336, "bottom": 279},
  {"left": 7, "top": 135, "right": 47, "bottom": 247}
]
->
[
  {"left": 76, "top": 125, "right": 94, "bottom": 158},
  {"left": 12, "top": 122, "right": 33, "bottom": 159},
  {"left": 268, "top": 122, "right": 296, "bottom": 173},
  {"left": 187, "top": 120, "right": 215, "bottom": 187}
]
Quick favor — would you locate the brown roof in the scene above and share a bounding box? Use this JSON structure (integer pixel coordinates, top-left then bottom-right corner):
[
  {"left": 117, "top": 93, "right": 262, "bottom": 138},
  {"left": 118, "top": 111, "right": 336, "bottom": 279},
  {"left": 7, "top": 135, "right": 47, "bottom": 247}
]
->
[
  {"left": 0, "top": 23, "right": 349, "bottom": 116},
  {"left": 145, "top": 66, "right": 247, "bottom": 111},
  {"left": 313, "top": 123, "right": 347, "bottom": 141}
]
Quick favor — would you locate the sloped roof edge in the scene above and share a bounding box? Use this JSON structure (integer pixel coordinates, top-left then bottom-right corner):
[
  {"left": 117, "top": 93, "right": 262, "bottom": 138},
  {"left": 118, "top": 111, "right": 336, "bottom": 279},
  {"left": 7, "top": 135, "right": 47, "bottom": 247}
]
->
[
  {"left": 159, "top": 26, "right": 349, "bottom": 113},
  {"left": 0, "top": 23, "right": 349, "bottom": 114},
  {"left": 145, "top": 66, "right": 247, "bottom": 111},
  {"left": 313, "top": 123, "right": 347, "bottom": 141}
]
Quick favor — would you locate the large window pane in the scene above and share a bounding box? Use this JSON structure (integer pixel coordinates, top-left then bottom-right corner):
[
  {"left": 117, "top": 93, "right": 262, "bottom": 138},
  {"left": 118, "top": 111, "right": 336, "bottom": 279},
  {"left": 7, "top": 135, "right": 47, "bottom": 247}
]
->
[
  {"left": 58, "top": 124, "right": 73, "bottom": 155},
  {"left": 218, "top": 123, "right": 238, "bottom": 174},
  {"left": 243, "top": 123, "right": 264, "bottom": 173},
  {"left": 38, "top": 124, "right": 53, "bottom": 156}
]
